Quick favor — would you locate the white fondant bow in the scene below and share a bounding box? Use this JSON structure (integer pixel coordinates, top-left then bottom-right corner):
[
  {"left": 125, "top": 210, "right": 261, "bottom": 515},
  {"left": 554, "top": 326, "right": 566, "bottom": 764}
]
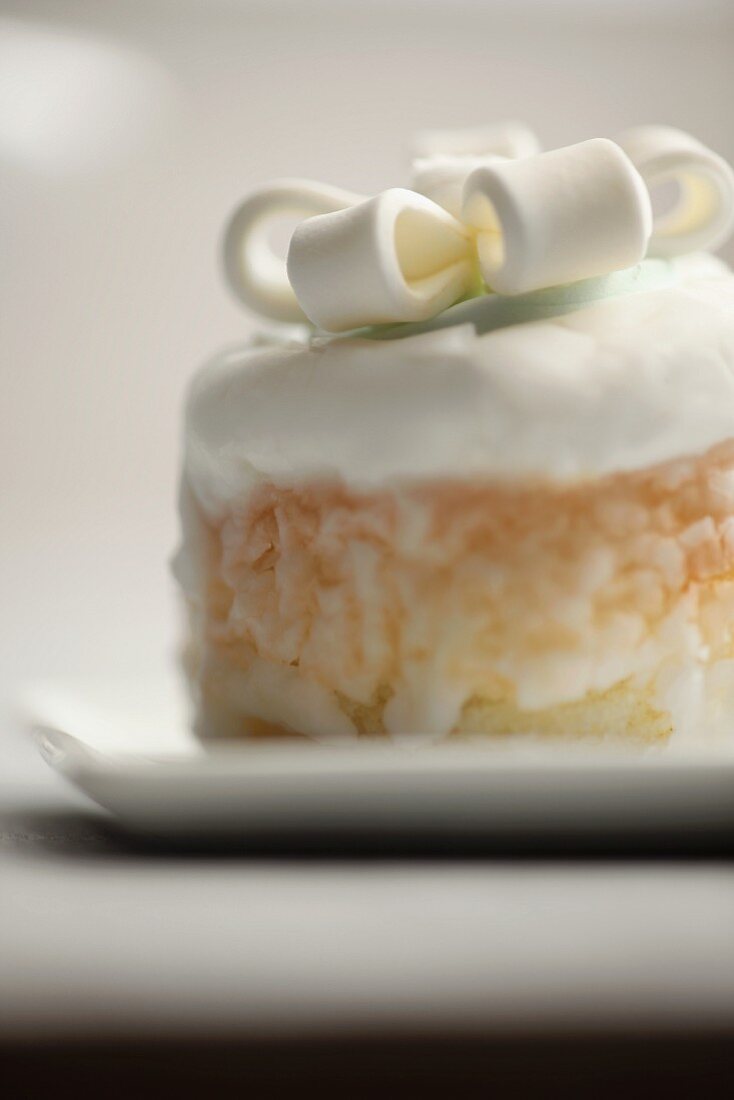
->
[{"left": 223, "top": 122, "right": 734, "bottom": 333}]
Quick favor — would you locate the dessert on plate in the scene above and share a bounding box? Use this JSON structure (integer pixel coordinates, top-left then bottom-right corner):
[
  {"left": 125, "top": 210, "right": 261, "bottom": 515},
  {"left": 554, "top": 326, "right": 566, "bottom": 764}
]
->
[{"left": 174, "top": 122, "right": 734, "bottom": 746}]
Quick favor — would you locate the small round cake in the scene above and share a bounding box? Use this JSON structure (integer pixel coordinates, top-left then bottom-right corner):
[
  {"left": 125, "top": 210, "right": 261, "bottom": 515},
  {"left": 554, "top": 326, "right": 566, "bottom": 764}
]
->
[{"left": 174, "top": 123, "right": 734, "bottom": 746}]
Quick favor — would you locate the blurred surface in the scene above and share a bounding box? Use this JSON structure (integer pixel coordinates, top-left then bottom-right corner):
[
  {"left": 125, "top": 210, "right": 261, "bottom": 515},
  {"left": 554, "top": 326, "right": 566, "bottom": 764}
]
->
[{"left": 2, "top": 779, "right": 734, "bottom": 1042}]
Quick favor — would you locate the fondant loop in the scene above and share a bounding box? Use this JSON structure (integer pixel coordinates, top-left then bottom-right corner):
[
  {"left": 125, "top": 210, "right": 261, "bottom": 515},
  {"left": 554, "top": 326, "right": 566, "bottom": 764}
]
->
[
  {"left": 412, "top": 155, "right": 508, "bottom": 219},
  {"left": 411, "top": 120, "right": 541, "bottom": 161},
  {"left": 410, "top": 121, "right": 541, "bottom": 219},
  {"left": 616, "top": 126, "right": 734, "bottom": 257},
  {"left": 462, "top": 139, "right": 653, "bottom": 296},
  {"left": 287, "top": 188, "right": 475, "bottom": 332},
  {"left": 222, "top": 179, "right": 365, "bottom": 323},
  {"left": 222, "top": 127, "right": 733, "bottom": 333}
]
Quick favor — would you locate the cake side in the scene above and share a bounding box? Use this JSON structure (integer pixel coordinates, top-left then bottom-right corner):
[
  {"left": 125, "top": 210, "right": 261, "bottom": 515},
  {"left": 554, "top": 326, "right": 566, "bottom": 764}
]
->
[{"left": 176, "top": 438, "right": 734, "bottom": 745}]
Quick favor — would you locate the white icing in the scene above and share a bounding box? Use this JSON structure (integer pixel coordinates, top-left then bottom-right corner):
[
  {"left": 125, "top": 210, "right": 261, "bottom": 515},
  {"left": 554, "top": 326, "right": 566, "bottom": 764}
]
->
[
  {"left": 462, "top": 139, "right": 652, "bottom": 295},
  {"left": 184, "top": 254, "right": 734, "bottom": 519}
]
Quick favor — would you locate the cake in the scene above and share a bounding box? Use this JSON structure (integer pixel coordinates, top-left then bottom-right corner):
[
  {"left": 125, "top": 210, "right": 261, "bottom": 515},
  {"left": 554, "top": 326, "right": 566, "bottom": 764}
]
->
[{"left": 174, "top": 122, "right": 734, "bottom": 746}]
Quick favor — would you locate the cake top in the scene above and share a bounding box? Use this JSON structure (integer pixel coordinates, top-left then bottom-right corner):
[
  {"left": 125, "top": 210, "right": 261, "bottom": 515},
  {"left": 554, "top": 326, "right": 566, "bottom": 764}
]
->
[
  {"left": 184, "top": 122, "right": 734, "bottom": 515},
  {"left": 186, "top": 252, "right": 734, "bottom": 515},
  {"left": 222, "top": 121, "right": 734, "bottom": 334}
]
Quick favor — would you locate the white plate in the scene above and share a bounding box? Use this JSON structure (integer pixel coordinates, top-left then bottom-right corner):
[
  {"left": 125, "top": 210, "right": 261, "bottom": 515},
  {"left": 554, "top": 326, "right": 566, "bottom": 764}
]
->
[{"left": 23, "top": 674, "right": 734, "bottom": 845}]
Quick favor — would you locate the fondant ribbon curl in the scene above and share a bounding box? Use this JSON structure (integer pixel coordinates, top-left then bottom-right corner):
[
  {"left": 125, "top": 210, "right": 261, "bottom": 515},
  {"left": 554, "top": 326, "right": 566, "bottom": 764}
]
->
[{"left": 223, "top": 123, "right": 734, "bottom": 333}]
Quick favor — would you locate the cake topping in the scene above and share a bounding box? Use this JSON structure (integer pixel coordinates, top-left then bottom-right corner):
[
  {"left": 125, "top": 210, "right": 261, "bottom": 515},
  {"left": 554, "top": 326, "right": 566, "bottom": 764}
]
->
[
  {"left": 222, "top": 123, "right": 734, "bottom": 334},
  {"left": 287, "top": 189, "right": 476, "bottom": 333},
  {"left": 222, "top": 178, "right": 364, "bottom": 324},
  {"left": 615, "top": 125, "right": 734, "bottom": 258},
  {"left": 461, "top": 138, "right": 651, "bottom": 297},
  {"left": 410, "top": 122, "right": 542, "bottom": 219}
]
